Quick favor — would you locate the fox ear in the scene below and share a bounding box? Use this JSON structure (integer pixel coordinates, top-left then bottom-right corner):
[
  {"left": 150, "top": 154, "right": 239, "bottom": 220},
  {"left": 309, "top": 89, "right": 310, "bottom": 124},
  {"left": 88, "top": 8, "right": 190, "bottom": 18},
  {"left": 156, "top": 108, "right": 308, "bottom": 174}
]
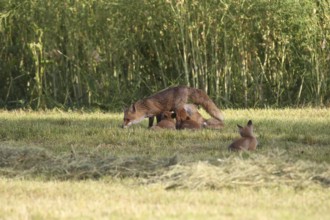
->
[
  {"left": 237, "top": 124, "right": 244, "bottom": 133},
  {"left": 128, "top": 103, "right": 136, "bottom": 112},
  {"left": 247, "top": 120, "right": 253, "bottom": 126}
]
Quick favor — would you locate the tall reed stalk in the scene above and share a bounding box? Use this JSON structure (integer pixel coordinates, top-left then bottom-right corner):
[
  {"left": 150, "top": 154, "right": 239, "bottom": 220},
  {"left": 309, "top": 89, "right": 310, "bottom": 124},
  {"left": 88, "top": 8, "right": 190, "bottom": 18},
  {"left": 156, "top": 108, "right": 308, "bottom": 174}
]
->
[{"left": 0, "top": 0, "right": 329, "bottom": 109}]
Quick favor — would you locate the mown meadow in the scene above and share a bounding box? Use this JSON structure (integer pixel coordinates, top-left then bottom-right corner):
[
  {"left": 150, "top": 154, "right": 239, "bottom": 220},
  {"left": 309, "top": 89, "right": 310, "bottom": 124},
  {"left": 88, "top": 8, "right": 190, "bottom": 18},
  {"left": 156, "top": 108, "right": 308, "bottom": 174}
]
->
[
  {"left": 0, "top": 108, "right": 330, "bottom": 219},
  {"left": 1, "top": 0, "right": 330, "bottom": 218}
]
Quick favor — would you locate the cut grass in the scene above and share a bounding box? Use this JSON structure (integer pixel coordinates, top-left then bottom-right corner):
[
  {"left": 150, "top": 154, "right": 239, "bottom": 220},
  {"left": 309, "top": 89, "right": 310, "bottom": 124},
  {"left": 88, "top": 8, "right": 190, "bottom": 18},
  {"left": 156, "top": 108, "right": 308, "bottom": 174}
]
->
[
  {"left": 0, "top": 178, "right": 330, "bottom": 220},
  {"left": 0, "top": 108, "right": 329, "bottom": 161},
  {"left": 0, "top": 108, "right": 330, "bottom": 219}
]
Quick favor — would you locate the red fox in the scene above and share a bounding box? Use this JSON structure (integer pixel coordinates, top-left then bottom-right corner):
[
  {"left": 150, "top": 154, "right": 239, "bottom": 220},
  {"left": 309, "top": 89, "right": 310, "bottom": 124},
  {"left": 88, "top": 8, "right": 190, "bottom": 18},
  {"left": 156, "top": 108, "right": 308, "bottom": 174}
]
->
[
  {"left": 182, "top": 104, "right": 204, "bottom": 125},
  {"left": 228, "top": 120, "right": 258, "bottom": 151},
  {"left": 122, "top": 86, "right": 224, "bottom": 128},
  {"left": 204, "top": 118, "right": 225, "bottom": 129},
  {"left": 183, "top": 104, "right": 224, "bottom": 129},
  {"left": 175, "top": 108, "right": 202, "bottom": 129},
  {"left": 150, "top": 111, "right": 176, "bottom": 130}
]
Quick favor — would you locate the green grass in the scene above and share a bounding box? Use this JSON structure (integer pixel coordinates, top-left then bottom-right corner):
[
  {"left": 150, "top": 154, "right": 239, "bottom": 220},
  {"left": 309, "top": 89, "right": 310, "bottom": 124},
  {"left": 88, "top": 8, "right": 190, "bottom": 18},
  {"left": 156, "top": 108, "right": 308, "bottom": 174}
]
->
[
  {"left": 0, "top": 108, "right": 330, "bottom": 219},
  {"left": 1, "top": 178, "right": 329, "bottom": 220}
]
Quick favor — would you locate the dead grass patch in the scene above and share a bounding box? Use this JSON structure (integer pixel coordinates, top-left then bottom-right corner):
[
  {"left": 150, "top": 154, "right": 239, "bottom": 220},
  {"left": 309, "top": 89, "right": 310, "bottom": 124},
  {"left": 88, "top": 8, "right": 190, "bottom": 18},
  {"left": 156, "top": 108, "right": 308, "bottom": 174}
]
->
[
  {"left": 147, "top": 151, "right": 330, "bottom": 190},
  {"left": 1, "top": 146, "right": 329, "bottom": 190}
]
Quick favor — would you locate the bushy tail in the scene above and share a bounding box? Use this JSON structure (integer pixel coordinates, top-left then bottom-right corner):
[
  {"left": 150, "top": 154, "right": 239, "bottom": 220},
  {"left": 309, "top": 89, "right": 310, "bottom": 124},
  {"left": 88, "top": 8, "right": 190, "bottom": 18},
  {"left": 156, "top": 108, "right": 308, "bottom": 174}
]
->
[{"left": 188, "top": 88, "right": 224, "bottom": 121}]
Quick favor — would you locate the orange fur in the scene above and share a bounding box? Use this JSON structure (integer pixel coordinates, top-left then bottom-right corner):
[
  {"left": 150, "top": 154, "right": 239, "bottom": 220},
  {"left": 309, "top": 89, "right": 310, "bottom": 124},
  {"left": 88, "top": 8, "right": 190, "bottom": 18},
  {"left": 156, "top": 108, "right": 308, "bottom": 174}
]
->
[
  {"left": 150, "top": 111, "right": 176, "bottom": 130},
  {"left": 175, "top": 108, "right": 201, "bottom": 130},
  {"left": 204, "top": 118, "right": 225, "bottom": 129},
  {"left": 183, "top": 104, "right": 224, "bottom": 129},
  {"left": 183, "top": 104, "right": 204, "bottom": 125},
  {"left": 228, "top": 120, "right": 258, "bottom": 151},
  {"left": 123, "top": 86, "right": 224, "bottom": 128}
]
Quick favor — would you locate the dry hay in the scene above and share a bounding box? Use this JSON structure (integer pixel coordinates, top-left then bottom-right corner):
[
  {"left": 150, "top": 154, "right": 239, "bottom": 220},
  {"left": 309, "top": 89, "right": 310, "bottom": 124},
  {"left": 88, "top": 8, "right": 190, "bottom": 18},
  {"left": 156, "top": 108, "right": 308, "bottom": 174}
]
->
[
  {"left": 147, "top": 151, "right": 330, "bottom": 190},
  {"left": 1, "top": 146, "right": 329, "bottom": 190},
  {"left": 0, "top": 145, "right": 177, "bottom": 180}
]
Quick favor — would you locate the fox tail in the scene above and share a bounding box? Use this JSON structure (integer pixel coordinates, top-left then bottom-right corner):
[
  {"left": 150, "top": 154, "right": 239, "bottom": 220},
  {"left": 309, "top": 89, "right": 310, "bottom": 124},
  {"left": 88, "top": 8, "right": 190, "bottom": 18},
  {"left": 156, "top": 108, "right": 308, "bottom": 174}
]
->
[{"left": 188, "top": 88, "right": 224, "bottom": 121}]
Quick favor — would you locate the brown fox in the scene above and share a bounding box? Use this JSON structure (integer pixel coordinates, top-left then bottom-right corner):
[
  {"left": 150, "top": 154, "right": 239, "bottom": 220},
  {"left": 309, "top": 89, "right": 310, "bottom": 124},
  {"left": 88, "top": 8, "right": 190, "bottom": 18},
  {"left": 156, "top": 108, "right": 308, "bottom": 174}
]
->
[
  {"left": 150, "top": 111, "right": 176, "bottom": 130},
  {"left": 175, "top": 107, "right": 201, "bottom": 129},
  {"left": 122, "top": 86, "right": 224, "bottom": 128},
  {"left": 228, "top": 120, "right": 258, "bottom": 151},
  {"left": 183, "top": 104, "right": 204, "bottom": 125},
  {"left": 183, "top": 104, "right": 225, "bottom": 129},
  {"left": 176, "top": 106, "right": 224, "bottom": 129},
  {"left": 204, "top": 118, "right": 225, "bottom": 129}
]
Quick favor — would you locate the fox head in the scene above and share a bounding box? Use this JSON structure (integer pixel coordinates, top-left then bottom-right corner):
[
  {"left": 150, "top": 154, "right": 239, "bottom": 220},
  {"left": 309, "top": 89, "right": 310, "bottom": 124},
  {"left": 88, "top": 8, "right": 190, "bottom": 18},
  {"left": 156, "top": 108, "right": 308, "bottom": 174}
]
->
[
  {"left": 122, "top": 103, "right": 146, "bottom": 128},
  {"left": 237, "top": 120, "right": 254, "bottom": 137}
]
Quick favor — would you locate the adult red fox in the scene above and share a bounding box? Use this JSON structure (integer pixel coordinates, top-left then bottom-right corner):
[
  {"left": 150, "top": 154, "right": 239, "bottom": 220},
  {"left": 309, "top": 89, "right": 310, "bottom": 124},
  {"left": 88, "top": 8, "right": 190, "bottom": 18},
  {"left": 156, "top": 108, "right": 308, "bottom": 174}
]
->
[
  {"left": 122, "top": 86, "right": 224, "bottom": 128},
  {"left": 150, "top": 111, "right": 176, "bottom": 130},
  {"left": 228, "top": 120, "right": 258, "bottom": 151}
]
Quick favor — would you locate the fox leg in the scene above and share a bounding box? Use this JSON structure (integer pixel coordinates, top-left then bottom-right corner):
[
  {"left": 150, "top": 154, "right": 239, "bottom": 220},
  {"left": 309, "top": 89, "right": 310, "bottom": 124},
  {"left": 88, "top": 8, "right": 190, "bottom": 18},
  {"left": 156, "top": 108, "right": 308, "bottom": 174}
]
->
[
  {"left": 156, "top": 114, "right": 162, "bottom": 123},
  {"left": 148, "top": 114, "right": 163, "bottom": 128},
  {"left": 148, "top": 117, "right": 155, "bottom": 128}
]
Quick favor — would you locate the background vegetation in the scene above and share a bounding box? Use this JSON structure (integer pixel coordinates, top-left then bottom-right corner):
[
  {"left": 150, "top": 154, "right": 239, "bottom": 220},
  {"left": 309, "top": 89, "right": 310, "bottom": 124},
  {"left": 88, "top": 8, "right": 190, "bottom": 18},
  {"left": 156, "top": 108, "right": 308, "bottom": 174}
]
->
[{"left": 1, "top": 0, "right": 329, "bottom": 110}]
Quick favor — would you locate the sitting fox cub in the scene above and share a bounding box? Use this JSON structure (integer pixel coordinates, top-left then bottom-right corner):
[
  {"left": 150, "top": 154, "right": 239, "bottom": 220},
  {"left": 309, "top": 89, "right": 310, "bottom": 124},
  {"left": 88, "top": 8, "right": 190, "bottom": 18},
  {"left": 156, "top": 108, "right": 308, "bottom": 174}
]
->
[
  {"left": 228, "top": 120, "right": 258, "bottom": 151},
  {"left": 123, "top": 86, "right": 224, "bottom": 128}
]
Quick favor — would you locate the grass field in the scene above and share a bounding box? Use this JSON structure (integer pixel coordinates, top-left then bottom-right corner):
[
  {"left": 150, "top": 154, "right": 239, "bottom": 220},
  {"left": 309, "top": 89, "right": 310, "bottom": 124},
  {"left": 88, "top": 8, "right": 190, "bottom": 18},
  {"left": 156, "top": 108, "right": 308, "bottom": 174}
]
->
[{"left": 0, "top": 108, "right": 330, "bottom": 219}]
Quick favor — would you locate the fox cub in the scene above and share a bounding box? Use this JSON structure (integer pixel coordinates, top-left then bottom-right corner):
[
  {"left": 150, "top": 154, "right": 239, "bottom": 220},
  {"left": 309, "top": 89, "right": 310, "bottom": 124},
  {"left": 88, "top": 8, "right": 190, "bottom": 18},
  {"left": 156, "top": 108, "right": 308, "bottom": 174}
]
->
[
  {"left": 228, "top": 120, "right": 257, "bottom": 151},
  {"left": 182, "top": 104, "right": 224, "bottom": 129},
  {"left": 175, "top": 108, "right": 201, "bottom": 129},
  {"left": 150, "top": 111, "right": 176, "bottom": 130}
]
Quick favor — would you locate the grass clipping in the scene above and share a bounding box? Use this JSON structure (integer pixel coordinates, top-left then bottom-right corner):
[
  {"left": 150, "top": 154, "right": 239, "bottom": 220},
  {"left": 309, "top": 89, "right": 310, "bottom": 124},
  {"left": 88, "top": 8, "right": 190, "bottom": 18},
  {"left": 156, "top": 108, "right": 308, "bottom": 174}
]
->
[
  {"left": 0, "top": 145, "right": 177, "bottom": 180},
  {"left": 0, "top": 146, "right": 329, "bottom": 190},
  {"left": 147, "top": 151, "right": 330, "bottom": 190}
]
